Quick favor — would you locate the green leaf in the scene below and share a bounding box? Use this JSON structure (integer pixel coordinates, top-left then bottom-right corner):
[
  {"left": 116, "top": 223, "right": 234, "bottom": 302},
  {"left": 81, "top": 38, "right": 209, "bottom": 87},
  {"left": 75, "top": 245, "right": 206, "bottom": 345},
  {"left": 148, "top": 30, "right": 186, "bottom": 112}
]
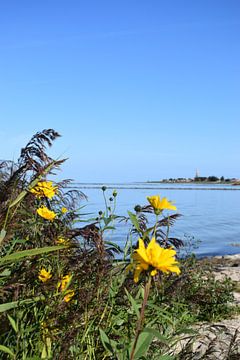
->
[
  {"left": 41, "top": 344, "right": 48, "bottom": 359},
  {"left": 142, "top": 328, "right": 169, "bottom": 345},
  {"left": 9, "top": 190, "right": 28, "bottom": 209},
  {"left": 147, "top": 303, "right": 175, "bottom": 325},
  {"left": 123, "top": 236, "right": 132, "bottom": 259},
  {"left": 99, "top": 329, "right": 117, "bottom": 354},
  {"left": 124, "top": 288, "right": 140, "bottom": 319},
  {"left": 158, "top": 356, "right": 175, "bottom": 360},
  {"left": 42, "top": 337, "right": 52, "bottom": 359},
  {"left": 0, "top": 301, "right": 20, "bottom": 312},
  {"left": 132, "top": 331, "right": 154, "bottom": 359},
  {"left": 0, "top": 296, "right": 44, "bottom": 313},
  {"left": 103, "top": 217, "right": 112, "bottom": 227},
  {"left": 0, "top": 245, "right": 67, "bottom": 264},
  {"left": 7, "top": 314, "right": 18, "bottom": 333},
  {"left": 128, "top": 211, "right": 141, "bottom": 232},
  {"left": 0, "top": 345, "right": 15, "bottom": 358},
  {"left": 0, "top": 268, "right": 11, "bottom": 277},
  {"left": 0, "top": 229, "right": 6, "bottom": 245},
  {"left": 174, "top": 327, "right": 196, "bottom": 336},
  {"left": 105, "top": 241, "right": 122, "bottom": 253}
]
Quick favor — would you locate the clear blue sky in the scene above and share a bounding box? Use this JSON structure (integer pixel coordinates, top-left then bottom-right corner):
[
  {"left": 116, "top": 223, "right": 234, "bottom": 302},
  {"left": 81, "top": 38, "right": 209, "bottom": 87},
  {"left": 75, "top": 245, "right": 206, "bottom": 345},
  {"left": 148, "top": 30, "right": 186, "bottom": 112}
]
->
[{"left": 0, "top": 0, "right": 239, "bottom": 182}]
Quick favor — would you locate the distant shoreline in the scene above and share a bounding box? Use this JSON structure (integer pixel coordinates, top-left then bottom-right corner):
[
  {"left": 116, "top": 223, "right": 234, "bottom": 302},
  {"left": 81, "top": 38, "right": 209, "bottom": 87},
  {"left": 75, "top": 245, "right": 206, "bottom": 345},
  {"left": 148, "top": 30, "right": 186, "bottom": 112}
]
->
[
  {"left": 69, "top": 184, "right": 240, "bottom": 191},
  {"left": 146, "top": 181, "right": 237, "bottom": 185}
]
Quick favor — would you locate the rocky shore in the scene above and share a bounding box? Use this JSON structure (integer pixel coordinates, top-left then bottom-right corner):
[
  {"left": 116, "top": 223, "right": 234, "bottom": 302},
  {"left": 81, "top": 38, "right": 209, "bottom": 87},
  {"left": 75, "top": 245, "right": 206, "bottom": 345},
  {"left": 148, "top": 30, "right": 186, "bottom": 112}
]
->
[
  {"left": 205, "top": 253, "right": 240, "bottom": 305},
  {"left": 176, "top": 254, "right": 240, "bottom": 359}
]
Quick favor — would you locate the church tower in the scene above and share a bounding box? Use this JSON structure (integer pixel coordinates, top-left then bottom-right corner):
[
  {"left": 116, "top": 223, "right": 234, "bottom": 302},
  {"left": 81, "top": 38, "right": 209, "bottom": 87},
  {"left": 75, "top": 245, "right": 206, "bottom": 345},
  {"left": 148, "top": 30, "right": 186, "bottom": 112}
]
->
[{"left": 195, "top": 169, "right": 199, "bottom": 178}]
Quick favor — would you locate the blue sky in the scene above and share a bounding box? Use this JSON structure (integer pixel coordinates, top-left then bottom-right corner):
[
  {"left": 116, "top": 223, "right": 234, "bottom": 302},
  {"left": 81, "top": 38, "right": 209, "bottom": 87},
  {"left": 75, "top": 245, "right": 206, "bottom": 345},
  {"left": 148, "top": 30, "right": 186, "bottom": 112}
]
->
[{"left": 0, "top": 0, "right": 239, "bottom": 182}]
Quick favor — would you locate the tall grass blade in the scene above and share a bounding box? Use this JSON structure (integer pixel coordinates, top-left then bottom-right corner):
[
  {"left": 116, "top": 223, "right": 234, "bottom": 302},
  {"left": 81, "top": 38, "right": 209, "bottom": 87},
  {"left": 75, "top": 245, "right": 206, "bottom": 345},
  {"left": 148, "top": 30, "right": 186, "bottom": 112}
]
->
[
  {"left": 0, "top": 245, "right": 67, "bottom": 264},
  {"left": 0, "top": 229, "right": 6, "bottom": 245},
  {"left": 0, "top": 345, "right": 15, "bottom": 358},
  {"left": 7, "top": 314, "right": 18, "bottom": 333},
  {"left": 0, "top": 296, "right": 44, "bottom": 313}
]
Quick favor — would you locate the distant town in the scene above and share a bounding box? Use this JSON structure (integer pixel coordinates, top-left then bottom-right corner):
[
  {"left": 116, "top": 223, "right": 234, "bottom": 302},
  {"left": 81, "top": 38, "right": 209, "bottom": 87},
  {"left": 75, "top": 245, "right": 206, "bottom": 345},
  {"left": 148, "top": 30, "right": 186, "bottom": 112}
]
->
[{"left": 148, "top": 171, "right": 240, "bottom": 185}]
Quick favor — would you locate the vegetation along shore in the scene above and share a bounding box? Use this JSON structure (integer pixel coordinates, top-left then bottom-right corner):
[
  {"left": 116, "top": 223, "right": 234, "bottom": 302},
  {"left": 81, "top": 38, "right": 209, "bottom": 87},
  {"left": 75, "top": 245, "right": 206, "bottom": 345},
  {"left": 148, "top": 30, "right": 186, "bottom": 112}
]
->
[
  {"left": 147, "top": 176, "right": 240, "bottom": 185},
  {"left": 0, "top": 129, "right": 239, "bottom": 359}
]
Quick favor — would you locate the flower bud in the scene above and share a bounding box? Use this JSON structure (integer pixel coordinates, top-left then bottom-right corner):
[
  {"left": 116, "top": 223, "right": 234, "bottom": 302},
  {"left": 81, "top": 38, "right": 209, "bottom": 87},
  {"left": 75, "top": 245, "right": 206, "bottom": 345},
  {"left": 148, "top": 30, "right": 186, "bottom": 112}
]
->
[
  {"left": 134, "top": 205, "right": 142, "bottom": 213},
  {"left": 101, "top": 186, "right": 107, "bottom": 192}
]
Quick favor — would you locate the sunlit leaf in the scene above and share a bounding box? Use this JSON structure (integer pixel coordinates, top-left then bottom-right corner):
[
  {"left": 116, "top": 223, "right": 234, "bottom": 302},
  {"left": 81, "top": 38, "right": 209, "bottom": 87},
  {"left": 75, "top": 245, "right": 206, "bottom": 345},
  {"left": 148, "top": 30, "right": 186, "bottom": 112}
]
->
[
  {"left": 0, "top": 245, "right": 67, "bottom": 264},
  {"left": 131, "top": 331, "right": 154, "bottom": 359},
  {"left": 128, "top": 211, "right": 141, "bottom": 232},
  {"left": 0, "top": 345, "right": 15, "bottom": 358},
  {"left": 7, "top": 314, "right": 18, "bottom": 333}
]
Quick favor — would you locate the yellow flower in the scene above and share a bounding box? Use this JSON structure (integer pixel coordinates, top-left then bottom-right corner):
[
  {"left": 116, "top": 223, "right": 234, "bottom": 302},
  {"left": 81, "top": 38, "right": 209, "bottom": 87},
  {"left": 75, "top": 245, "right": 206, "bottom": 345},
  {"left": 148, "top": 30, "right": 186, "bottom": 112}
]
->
[
  {"left": 147, "top": 195, "right": 177, "bottom": 214},
  {"left": 37, "top": 206, "right": 57, "bottom": 221},
  {"left": 64, "top": 290, "right": 75, "bottom": 303},
  {"left": 56, "top": 237, "right": 70, "bottom": 245},
  {"left": 129, "top": 237, "right": 180, "bottom": 282},
  {"left": 30, "top": 181, "right": 58, "bottom": 199},
  {"left": 58, "top": 274, "right": 72, "bottom": 292},
  {"left": 61, "top": 207, "right": 68, "bottom": 214},
  {"left": 57, "top": 275, "right": 74, "bottom": 302},
  {"left": 38, "top": 268, "right": 52, "bottom": 282}
]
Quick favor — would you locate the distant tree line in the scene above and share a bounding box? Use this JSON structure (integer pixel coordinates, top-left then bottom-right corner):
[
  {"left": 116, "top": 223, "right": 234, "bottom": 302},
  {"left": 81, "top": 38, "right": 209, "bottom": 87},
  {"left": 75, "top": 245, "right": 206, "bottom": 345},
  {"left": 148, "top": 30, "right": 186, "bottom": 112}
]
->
[
  {"left": 160, "top": 176, "right": 235, "bottom": 183},
  {"left": 194, "top": 176, "right": 231, "bottom": 182}
]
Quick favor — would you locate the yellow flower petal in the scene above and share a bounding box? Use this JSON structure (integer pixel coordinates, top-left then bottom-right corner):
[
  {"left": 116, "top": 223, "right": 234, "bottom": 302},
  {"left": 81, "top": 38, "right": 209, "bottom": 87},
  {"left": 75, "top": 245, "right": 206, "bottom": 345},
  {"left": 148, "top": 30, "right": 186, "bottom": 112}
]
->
[
  {"left": 133, "top": 265, "right": 144, "bottom": 283},
  {"left": 38, "top": 268, "right": 52, "bottom": 282},
  {"left": 129, "top": 237, "right": 181, "bottom": 282},
  {"left": 56, "top": 237, "right": 70, "bottom": 245},
  {"left": 58, "top": 274, "right": 72, "bottom": 292},
  {"left": 150, "top": 269, "right": 158, "bottom": 277},
  {"left": 64, "top": 290, "right": 75, "bottom": 302},
  {"left": 160, "top": 197, "right": 177, "bottom": 211},
  {"left": 30, "top": 181, "right": 58, "bottom": 199},
  {"left": 147, "top": 195, "right": 161, "bottom": 209},
  {"left": 135, "top": 238, "right": 150, "bottom": 264},
  {"left": 37, "top": 206, "right": 56, "bottom": 221},
  {"left": 147, "top": 195, "right": 177, "bottom": 212}
]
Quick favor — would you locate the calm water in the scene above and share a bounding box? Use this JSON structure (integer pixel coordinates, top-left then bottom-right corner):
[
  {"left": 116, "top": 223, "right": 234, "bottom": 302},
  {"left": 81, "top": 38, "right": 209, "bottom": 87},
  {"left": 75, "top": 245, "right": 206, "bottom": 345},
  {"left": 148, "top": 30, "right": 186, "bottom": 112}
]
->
[{"left": 73, "top": 183, "right": 240, "bottom": 257}]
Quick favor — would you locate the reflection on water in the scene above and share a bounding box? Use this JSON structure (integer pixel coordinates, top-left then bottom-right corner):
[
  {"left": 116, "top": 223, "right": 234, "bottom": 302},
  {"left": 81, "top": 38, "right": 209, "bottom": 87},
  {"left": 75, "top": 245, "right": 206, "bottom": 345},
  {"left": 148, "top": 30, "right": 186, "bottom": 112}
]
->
[{"left": 72, "top": 183, "right": 240, "bottom": 257}]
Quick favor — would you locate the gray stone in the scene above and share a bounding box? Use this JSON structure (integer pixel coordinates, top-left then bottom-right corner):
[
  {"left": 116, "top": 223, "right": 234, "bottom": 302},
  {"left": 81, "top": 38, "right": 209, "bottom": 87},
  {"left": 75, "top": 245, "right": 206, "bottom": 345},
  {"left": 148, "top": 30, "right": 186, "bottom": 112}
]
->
[
  {"left": 175, "top": 317, "right": 240, "bottom": 359},
  {"left": 173, "top": 254, "right": 240, "bottom": 359}
]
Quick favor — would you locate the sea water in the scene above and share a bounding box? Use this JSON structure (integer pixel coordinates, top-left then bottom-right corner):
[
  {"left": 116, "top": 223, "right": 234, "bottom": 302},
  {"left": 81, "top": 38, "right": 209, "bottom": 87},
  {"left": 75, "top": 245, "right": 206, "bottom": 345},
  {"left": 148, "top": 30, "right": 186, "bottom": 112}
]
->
[{"left": 72, "top": 182, "right": 240, "bottom": 257}]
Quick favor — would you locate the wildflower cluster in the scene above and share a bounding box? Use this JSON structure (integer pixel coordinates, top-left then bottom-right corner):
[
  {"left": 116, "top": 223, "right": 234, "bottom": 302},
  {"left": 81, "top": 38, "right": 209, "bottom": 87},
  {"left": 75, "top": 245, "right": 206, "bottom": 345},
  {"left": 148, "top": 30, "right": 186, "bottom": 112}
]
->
[
  {"left": 30, "top": 181, "right": 59, "bottom": 221},
  {"left": 30, "top": 181, "right": 57, "bottom": 199},
  {"left": 38, "top": 269, "right": 75, "bottom": 302},
  {"left": 1, "top": 130, "right": 234, "bottom": 360}
]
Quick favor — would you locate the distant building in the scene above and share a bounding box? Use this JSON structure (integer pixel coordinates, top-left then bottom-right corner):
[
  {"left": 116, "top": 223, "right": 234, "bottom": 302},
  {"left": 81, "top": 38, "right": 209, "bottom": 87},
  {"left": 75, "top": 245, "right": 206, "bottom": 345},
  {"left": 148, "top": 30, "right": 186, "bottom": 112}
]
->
[{"left": 195, "top": 169, "right": 199, "bottom": 178}]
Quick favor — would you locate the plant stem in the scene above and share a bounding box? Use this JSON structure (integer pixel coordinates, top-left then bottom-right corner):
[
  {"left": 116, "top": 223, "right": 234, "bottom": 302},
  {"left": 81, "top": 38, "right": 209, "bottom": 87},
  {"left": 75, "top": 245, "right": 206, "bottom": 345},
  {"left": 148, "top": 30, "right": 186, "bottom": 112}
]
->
[
  {"left": 164, "top": 216, "right": 170, "bottom": 247},
  {"left": 153, "top": 214, "right": 159, "bottom": 237},
  {"left": 130, "top": 276, "right": 152, "bottom": 360},
  {"left": 102, "top": 191, "right": 108, "bottom": 218}
]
